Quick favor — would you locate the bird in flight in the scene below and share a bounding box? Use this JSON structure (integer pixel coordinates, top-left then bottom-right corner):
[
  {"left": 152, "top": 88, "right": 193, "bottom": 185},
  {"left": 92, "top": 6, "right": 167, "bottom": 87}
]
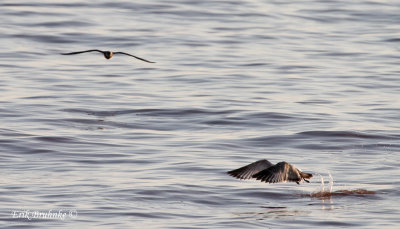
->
[
  {"left": 61, "top": 49, "right": 155, "bottom": 63},
  {"left": 227, "top": 159, "right": 313, "bottom": 184}
]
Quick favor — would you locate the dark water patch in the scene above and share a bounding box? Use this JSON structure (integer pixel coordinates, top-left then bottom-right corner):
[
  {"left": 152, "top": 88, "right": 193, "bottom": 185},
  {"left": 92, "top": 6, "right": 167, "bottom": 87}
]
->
[
  {"left": 3, "top": 10, "right": 67, "bottom": 18},
  {"left": 63, "top": 118, "right": 109, "bottom": 125},
  {"left": 237, "top": 62, "right": 271, "bottom": 67},
  {"left": 0, "top": 142, "right": 50, "bottom": 157},
  {"left": 63, "top": 109, "right": 144, "bottom": 118},
  {"left": 137, "top": 108, "right": 235, "bottom": 117},
  {"left": 237, "top": 111, "right": 323, "bottom": 129},
  {"left": 0, "top": 2, "right": 88, "bottom": 7},
  {"left": 99, "top": 2, "right": 174, "bottom": 12},
  {"left": 63, "top": 107, "right": 236, "bottom": 118},
  {"left": 325, "top": 51, "right": 366, "bottom": 57},
  {"left": 22, "top": 95, "right": 59, "bottom": 100},
  {"left": 149, "top": 9, "right": 235, "bottom": 20},
  {"left": 79, "top": 210, "right": 169, "bottom": 224},
  {"left": 276, "top": 64, "right": 316, "bottom": 71},
  {"left": 35, "top": 136, "right": 81, "bottom": 144},
  {"left": 32, "top": 136, "right": 121, "bottom": 148},
  {"left": 209, "top": 220, "right": 273, "bottom": 229},
  {"left": 296, "top": 143, "right": 351, "bottom": 150},
  {"left": 384, "top": 38, "right": 400, "bottom": 43},
  {"left": 28, "top": 21, "right": 93, "bottom": 28},
  {"left": 39, "top": 193, "right": 82, "bottom": 200},
  {"left": 169, "top": 193, "right": 224, "bottom": 206},
  {"left": 231, "top": 189, "right": 293, "bottom": 200},
  {"left": 24, "top": 149, "right": 56, "bottom": 155},
  {"left": 242, "top": 135, "right": 296, "bottom": 148},
  {"left": 244, "top": 111, "right": 309, "bottom": 123},
  {"left": 0, "top": 128, "right": 33, "bottom": 137},
  {"left": 294, "top": 14, "right": 343, "bottom": 24},
  {"left": 298, "top": 131, "right": 399, "bottom": 140},
  {"left": 201, "top": 118, "right": 246, "bottom": 126},
  {"left": 62, "top": 118, "right": 186, "bottom": 131},
  {"left": 370, "top": 107, "right": 400, "bottom": 112},
  {"left": 191, "top": 197, "right": 223, "bottom": 206},
  {"left": 240, "top": 130, "right": 394, "bottom": 150},
  {"left": 171, "top": 164, "right": 213, "bottom": 173},
  {"left": 119, "top": 211, "right": 170, "bottom": 219},
  {"left": 297, "top": 99, "right": 334, "bottom": 105},
  {"left": 63, "top": 152, "right": 133, "bottom": 159},
  {"left": 376, "top": 143, "right": 400, "bottom": 149},
  {"left": 12, "top": 34, "right": 75, "bottom": 44},
  {"left": 352, "top": 143, "right": 400, "bottom": 152},
  {"left": 0, "top": 51, "right": 43, "bottom": 59},
  {"left": 0, "top": 64, "right": 21, "bottom": 68},
  {"left": 260, "top": 206, "right": 287, "bottom": 209},
  {"left": 135, "top": 189, "right": 170, "bottom": 201},
  {"left": 5, "top": 218, "right": 57, "bottom": 225},
  {"left": 131, "top": 186, "right": 231, "bottom": 208},
  {"left": 310, "top": 220, "right": 361, "bottom": 227},
  {"left": 66, "top": 159, "right": 152, "bottom": 165},
  {"left": 180, "top": 41, "right": 211, "bottom": 48}
]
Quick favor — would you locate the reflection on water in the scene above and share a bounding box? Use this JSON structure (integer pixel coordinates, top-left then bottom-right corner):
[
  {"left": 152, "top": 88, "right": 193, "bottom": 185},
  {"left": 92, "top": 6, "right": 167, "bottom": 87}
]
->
[{"left": 235, "top": 206, "right": 309, "bottom": 220}]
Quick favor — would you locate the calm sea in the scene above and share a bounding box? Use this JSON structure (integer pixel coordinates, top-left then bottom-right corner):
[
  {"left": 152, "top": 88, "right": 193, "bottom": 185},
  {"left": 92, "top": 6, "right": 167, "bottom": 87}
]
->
[{"left": 1, "top": 0, "right": 400, "bottom": 228}]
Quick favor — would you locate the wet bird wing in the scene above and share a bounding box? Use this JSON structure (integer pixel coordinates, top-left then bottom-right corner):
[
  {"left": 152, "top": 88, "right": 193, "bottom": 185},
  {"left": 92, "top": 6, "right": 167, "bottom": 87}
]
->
[
  {"left": 227, "top": 159, "right": 274, "bottom": 180},
  {"left": 252, "top": 161, "right": 301, "bottom": 183},
  {"left": 61, "top": 49, "right": 104, "bottom": 55},
  {"left": 113, "top": 52, "right": 155, "bottom": 63}
]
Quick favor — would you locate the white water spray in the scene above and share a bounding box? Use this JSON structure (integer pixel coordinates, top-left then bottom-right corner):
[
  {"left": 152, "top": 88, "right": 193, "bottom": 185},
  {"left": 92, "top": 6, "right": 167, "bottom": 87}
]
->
[
  {"left": 328, "top": 171, "right": 334, "bottom": 193},
  {"left": 317, "top": 171, "right": 334, "bottom": 193},
  {"left": 319, "top": 173, "right": 325, "bottom": 192}
]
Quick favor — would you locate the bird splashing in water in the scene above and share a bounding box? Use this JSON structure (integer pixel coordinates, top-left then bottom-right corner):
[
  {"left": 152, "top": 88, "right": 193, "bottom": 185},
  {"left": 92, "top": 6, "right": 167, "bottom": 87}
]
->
[
  {"left": 61, "top": 49, "right": 155, "bottom": 63},
  {"left": 227, "top": 159, "right": 313, "bottom": 185}
]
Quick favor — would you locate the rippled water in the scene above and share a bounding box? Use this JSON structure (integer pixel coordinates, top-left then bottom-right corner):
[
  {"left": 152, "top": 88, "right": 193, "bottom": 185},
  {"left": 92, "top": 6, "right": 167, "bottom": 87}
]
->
[{"left": 1, "top": 0, "right": 400, "bottom": 228}]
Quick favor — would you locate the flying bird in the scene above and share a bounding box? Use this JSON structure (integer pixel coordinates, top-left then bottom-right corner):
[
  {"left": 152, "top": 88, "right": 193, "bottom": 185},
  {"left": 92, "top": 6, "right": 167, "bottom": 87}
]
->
[
  {"left": 61, "top": 49, "right": 155, "bottom": 63},
  {"left": 227, "top": 159, "right": 312, "bottom": 184}
]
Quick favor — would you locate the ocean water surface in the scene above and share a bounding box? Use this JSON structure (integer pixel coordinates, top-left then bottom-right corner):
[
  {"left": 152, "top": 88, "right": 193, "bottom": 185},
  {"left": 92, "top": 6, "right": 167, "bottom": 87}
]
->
[{"left": 1, "top": 0, "right": 400, "bottom": 228}]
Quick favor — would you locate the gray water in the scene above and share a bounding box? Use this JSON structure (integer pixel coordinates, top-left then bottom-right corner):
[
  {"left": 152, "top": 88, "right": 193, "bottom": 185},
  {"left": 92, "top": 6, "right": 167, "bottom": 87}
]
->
[{"left": 1, "top": 0, "right": 400, "bottom": 228}]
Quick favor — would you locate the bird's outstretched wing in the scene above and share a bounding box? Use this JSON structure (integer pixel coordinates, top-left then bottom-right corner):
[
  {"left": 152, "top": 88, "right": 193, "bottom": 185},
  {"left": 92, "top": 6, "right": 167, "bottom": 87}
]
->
[
  {"left": 227, "top": 159, "right": 273, "bottom": 180},
  {"left": 252, "top": 161, "right": 301, "bottom": 183},
  {"left": 114, "top": 52, "right": 155, "bottom": 63},
  {"left": 61, "top": 49, "right": 103, "bottom": 55}
]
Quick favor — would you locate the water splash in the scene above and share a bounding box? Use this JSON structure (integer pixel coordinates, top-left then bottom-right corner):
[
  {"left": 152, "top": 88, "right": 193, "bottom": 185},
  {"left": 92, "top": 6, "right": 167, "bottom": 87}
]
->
[
  {"left": 328, "top": 171, "right": 333, "bottom": 193},
  {"left": 318, "top": 173, "right": 325, "bottom": 191},
  {"left": 317, "top": 171, "right": 333, "bottom": 193}
]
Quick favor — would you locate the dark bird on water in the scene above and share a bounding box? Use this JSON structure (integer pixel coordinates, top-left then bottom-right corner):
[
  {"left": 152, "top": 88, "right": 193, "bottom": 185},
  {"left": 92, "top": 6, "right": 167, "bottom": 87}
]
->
[
  {"left": 227, "top": 159, "right": 313, "bottom": 185},
  {"left": 61, "top": 49, "right": 155, "bottom": 63}
]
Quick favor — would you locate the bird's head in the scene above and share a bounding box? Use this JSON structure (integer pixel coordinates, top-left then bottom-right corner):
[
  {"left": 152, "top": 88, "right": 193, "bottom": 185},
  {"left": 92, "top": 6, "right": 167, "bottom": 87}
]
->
[{"left": 103, "top": 51, "right": 113, "bottom": 59}]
